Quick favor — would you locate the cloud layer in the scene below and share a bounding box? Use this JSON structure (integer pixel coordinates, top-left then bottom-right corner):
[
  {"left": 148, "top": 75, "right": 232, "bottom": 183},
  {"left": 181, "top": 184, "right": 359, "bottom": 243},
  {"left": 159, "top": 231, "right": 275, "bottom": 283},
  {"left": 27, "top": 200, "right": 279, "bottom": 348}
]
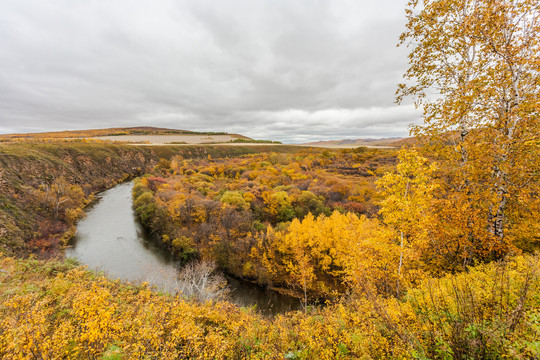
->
[{"left": 0, "top": 0, "right": 419, "bottom": 142}]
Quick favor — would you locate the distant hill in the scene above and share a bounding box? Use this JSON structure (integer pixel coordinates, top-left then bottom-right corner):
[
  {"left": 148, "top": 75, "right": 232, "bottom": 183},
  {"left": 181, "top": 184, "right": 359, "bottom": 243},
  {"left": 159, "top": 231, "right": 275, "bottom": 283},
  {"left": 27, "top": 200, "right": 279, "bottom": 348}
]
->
[
  {"left": 386, "top": 137, "right": 417, "bottom": 147},
  {"left": 302, "top": 137, "right": 410, "bottom": 148},
  {"left": 0, "top": 127, "right": 251, "bottom": 140}
]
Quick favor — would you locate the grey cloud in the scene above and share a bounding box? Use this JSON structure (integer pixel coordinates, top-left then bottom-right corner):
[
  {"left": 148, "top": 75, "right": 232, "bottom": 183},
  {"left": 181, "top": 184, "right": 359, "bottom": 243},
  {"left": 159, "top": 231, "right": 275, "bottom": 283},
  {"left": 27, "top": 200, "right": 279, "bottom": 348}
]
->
[
  {"left": 225, "top": 105, "right": 418, "bottom": 143},
  {"left": 0, "top": 0, "right": 418, "bottom": 142}
]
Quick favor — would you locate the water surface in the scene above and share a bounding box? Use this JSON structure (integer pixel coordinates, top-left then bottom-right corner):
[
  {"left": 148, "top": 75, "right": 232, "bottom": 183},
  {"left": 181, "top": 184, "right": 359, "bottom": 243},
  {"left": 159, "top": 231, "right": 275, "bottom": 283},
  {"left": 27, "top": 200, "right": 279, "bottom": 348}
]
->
[{"left": 66, "top": 181, "right": 301, "bottom": 314}]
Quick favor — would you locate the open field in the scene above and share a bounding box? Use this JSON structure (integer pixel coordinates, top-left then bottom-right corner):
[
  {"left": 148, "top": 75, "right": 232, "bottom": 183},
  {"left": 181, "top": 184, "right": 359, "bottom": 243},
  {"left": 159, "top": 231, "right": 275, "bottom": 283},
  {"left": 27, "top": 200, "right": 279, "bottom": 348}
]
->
[
  {"left": 94, "top": 135, "right": 394, "bottom": 148},
  {"left": 298, "top": 143, "right": 395, "bottom": 149},
  {"left": 0, "top": 127, "right": 198, "bottom": 139},
  {"left": 0, "top": 127, "right": 251, "bottom": 143},
  {"left": 92, "top": 134, "right": 241, "bottom": 144},
  {"left": 0, "top": 127, "right": 403, "bottom": 148},
  {"left": 300, "top": 138, "right": 409, "bottom": 148}
]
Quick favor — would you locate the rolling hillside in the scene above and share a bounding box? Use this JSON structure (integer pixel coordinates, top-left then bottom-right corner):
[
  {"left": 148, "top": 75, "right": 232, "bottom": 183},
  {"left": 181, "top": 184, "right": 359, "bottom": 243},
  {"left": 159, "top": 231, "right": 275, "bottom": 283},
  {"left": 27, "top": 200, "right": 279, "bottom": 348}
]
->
[
  {"left": 0, "top": 127, "right": 251, "bottom": 141},
  {"left": 302, "top": 137, "right": 409, "bottom": 148}
]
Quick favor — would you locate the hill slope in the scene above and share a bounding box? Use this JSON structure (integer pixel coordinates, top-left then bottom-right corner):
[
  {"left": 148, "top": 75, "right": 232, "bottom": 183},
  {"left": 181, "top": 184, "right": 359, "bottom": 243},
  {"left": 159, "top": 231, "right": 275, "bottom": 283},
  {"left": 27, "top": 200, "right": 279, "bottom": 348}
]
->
[
  {"left": 302, "top": 138, "right": 408, "bottom": 148},
  {"left": 0, "top": 127, "right": 251, "bottom": 140}
]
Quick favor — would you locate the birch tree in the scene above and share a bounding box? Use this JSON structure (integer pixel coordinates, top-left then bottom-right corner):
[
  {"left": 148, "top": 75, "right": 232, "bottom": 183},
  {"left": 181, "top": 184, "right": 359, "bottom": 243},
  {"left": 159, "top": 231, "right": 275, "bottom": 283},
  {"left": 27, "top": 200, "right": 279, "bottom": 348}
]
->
[
  {"left": 378, "top": 149, "right": 438, "bottom": 293},
  {"left": 398, "top": 0, "right": 540, "bottom": 259}
]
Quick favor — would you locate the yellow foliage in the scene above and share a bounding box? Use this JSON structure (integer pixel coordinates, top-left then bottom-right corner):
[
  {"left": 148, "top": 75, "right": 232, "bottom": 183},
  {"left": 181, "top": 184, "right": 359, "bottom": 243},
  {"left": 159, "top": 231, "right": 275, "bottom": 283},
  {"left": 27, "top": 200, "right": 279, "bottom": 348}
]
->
[
  {"left": 261, "top": 211, "right": 401, "bottom": 297},
  {"left": 0, "top": 255, "right": 537, "bottom": 359}
]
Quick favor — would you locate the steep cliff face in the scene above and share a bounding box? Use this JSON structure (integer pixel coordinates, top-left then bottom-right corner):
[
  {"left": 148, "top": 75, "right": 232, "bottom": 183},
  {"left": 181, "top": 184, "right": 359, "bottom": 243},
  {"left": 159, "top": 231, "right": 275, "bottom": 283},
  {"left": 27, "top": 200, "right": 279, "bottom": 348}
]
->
[
  {"left": 0, "top": 143, "right": 155, "bottom": 187},
  {"left": 0, "top": 143, "right": 160, "bottom": 256}
]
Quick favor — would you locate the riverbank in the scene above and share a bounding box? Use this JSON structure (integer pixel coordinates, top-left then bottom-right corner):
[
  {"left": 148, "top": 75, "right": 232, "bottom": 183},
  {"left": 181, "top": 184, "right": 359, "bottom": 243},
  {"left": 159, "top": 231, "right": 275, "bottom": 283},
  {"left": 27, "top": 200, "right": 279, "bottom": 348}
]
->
[
  {"left": 0, "top": 141, "right": 304, "bottom": 257},
  {"left": 66, "top": 181, "right": 302, "bottom": 314}
]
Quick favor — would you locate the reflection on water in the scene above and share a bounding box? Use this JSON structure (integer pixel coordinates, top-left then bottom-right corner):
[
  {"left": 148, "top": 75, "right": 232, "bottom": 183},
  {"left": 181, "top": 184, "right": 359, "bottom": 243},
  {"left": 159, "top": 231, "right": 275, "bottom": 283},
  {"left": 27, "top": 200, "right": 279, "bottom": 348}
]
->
[
  {"left": 66, "top": 182, "right": 182, "bottom": 292},
  {"left": 226, "top": 276, "right": 302, "bottom": 315},
  {"left": 66, "top": 181, "right": 302, "bottom": 314}
]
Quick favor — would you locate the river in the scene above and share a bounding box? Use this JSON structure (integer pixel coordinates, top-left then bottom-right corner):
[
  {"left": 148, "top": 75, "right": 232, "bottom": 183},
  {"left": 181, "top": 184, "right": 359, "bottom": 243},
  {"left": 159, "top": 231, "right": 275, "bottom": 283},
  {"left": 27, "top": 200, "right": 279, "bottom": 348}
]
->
[{"left": 65, "top": 181, "right": 301, "bottom": 315}]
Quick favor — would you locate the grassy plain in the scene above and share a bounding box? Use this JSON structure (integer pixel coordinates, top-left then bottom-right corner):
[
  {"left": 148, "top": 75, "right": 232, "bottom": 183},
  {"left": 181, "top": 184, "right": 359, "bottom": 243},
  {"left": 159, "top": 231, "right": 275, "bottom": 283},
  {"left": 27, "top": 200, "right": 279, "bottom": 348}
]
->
[{"left": 92, "top": 134, "right": 241, "bottom": 144}]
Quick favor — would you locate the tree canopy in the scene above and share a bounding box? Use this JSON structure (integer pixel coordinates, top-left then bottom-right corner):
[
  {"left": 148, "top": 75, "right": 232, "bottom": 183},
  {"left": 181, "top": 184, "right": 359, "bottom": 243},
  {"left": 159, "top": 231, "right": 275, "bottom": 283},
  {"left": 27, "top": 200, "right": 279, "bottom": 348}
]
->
[{"left": 396, "top": 0, "right": 540, "bottom": 265}]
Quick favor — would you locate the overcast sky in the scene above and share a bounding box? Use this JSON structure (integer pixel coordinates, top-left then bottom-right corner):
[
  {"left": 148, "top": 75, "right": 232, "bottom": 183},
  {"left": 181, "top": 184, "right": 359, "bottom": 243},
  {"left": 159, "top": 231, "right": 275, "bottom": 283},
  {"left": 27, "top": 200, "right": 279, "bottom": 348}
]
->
[{"left": 0, "top": 0, "right": 419, "bottom": 143}]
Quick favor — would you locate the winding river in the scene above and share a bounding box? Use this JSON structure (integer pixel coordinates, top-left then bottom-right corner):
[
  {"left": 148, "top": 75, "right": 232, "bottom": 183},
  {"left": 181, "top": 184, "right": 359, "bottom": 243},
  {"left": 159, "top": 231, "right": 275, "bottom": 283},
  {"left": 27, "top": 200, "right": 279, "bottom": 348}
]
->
[{"left": 66, "top": 182, "right": 301, "bottom": 315}]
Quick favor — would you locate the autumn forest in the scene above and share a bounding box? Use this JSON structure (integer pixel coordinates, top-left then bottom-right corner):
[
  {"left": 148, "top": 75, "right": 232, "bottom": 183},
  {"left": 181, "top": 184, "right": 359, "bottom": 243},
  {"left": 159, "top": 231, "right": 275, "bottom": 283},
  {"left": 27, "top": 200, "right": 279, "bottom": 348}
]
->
[{"left": 0, "top": 0, "right": 539, "bottom": 359}]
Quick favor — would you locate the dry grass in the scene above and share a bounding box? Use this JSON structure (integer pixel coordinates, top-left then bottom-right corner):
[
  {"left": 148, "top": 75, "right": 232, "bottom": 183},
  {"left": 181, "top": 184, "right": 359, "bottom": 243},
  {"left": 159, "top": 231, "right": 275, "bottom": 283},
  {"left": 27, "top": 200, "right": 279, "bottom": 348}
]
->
[
  {"left": 299, "top": 144, "right": 396, "bottom": 149},
  {"left": 92, "top": 134, "right": 240, "bottom": 145}
]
